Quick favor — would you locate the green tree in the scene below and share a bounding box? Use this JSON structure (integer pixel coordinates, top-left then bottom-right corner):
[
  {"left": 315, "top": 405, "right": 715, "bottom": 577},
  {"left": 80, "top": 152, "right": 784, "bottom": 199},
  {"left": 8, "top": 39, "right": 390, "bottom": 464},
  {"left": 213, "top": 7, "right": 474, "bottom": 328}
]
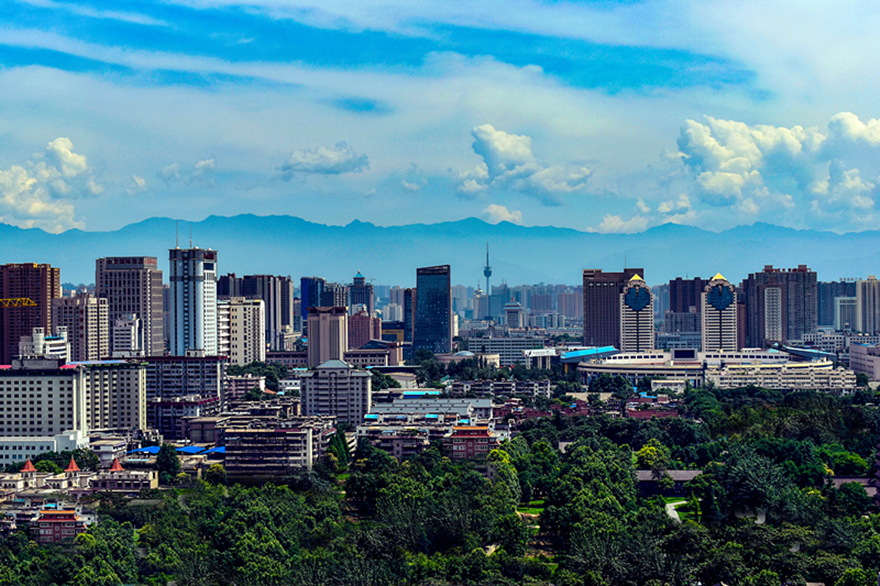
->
[
  {"left": 34, "top": 460, "right": 62, "bottom": 474},
  {"left": 855, "top": 372, "right": 870, "bottom": 387},
  {"left": 834, "top": 568, "right": 877, "bottom": 586},
  {"left": 205, "top": 464, "right": 227, "bottom": 485},
  {"left": 155, "top": 444, "right": 181, "bottom": 485}
]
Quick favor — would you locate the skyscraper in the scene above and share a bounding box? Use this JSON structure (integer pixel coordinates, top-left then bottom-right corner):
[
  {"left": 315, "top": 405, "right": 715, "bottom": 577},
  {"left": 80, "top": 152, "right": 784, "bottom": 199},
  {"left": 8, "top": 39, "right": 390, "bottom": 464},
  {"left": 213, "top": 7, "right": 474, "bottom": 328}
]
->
[
  {"left": 217, "top": 297, "right": 266, "bottom": 366},
  {"left": 0, "top": 263, "right": 61, "bottom": 364},
  {"left": 856, "top": 276, "right": 880, "bottom": 334},
  {"left": 619, "top": 274, "right": 654, "bottom": 353},
  {"left": 413, "top": 265, "right": 452, "bottom": 354},
  {"left": 349, "top": 272, "right": 374, "bottom": 316},
  {"left": 701, "top": 273, "right": 738, "bottom": 351},
  {"left": 582, "top": 268, "right": 643, "bottom": 348},
  {"left": 168, "top": 247, "right": 218, "bottom": 356},
  {"left": 307, "top": 306, "right": 347, "bottom": 367},
  {"left": 52, "top": 293, "right": 109, "bottom": 361},
  {"left": 300, "top": 276, "right": 326, "bottom": 332},
  {"left": 743, "top": 265, "right": 817, "bottom": 346},
  {"left": 96, "top": 257, "right": 164, "bottom": 357},
  {"left": 818, "top": 280, "right": 857, "bottom": 327},
  {"left": 241, "top": 275, "right": 284, "bottom": 350},
  {"left": 403, "top": 288, "right": 417, "bottom": 343}
]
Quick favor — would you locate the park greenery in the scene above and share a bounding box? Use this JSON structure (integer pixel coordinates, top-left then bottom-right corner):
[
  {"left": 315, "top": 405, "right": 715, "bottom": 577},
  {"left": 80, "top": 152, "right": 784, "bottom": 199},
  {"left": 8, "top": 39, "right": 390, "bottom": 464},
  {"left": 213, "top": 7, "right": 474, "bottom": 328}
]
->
[{"left": 1, "top": 384, "right": 880, "bottom": 585}]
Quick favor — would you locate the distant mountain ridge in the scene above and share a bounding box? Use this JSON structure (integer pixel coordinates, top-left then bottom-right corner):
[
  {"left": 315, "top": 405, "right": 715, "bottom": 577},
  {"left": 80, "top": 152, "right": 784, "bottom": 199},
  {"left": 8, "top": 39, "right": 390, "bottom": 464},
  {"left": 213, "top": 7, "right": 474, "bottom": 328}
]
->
[{"left": 0, "top": 215, "right": 874, "bottom": 287}]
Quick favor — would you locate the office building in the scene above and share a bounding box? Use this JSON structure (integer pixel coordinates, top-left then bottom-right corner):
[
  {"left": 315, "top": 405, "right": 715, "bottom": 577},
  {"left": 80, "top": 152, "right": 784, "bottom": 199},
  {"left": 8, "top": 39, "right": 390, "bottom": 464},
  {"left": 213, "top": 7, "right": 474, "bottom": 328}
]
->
[
  {"left": 77, "top": 360, "right": 147, "bottom": 431},
  {"left": 701, "top": 274, "right": 738, "bottom": 351},
  {"left": 307, "top": 307, "right": 347, "bottom": 367},
  {"left": 142, "top": 354, "right": 226, "bottom": 402},
  {"left": 220, "top": 416, "right": 336, "bottom": 476},
  {"left": 0, "top": 263, "right": 61, "bottom": 365},
  {"left": 112, "top": 314, "right": 143, "bottom": 358},
  {"left": 413, "top": 265, "right": 453, "bottom": 354},
  {"left": 349, "top": 272, "right": 375, "bottom": 316},
  {"left": 300, "top": 276, "right": 326, "bottom": 333},
  {"left": 241, "top": 275, "right": 285, "bottom": 351},
  {"left": 504, "top": 301, "right": 526, "bottom": 329},
  {"left": 836, "top": 297, "right": 858, "bottom": 331},
  {"left": 582, "top": 268, "right": 643, "bottom": 348},
  {"left": 469, "top": 336, "right": 545, "bottom": 366},
  {"left": 217, "top": 297, "right": 266, "bottom": 366},
  {"left": 52, "top": 293, "right": 108, "bottom": 361},
  {"left": 168, "top": 247, "right": 218, "bottom": 355},
  {"left": 742, "top": 265, "right": 817, "bottom": 346},
  {"left": 95, "top": 257, "right": 164, "bottom": 357},
  {"left": 404, "top": 288, "right": 417, "bottom": 343},
  {"left": 620, "top": 275, "right": 655, "bottom": 352},
  {"left": 818, "top": 280, "right": 857, "bottom": 327},
  {"left": 856, "top": 276, "right": 880, "bottom": 334},
  {"left": 217, "top": 273, "right": 242, "bottom": 298},
  {"left": 300, "top": 359, "right": 371, "bottom": 425},
  {"left": 18, "top": 327, "right": 70, "bottom": 361},
  {"left": 669, "top": 277, "right": 707, "bottom": 314},
  {"left": 348, "top": 310, "right": 381, "bottom": 350}
]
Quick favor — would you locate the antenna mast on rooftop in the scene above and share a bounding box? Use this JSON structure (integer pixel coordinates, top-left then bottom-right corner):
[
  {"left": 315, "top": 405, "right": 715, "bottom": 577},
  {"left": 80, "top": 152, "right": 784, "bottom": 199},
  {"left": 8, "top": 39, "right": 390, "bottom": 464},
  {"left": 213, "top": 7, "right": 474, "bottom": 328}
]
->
[{"left": 483, "top": 242, "right": 492, "bottom": 293}]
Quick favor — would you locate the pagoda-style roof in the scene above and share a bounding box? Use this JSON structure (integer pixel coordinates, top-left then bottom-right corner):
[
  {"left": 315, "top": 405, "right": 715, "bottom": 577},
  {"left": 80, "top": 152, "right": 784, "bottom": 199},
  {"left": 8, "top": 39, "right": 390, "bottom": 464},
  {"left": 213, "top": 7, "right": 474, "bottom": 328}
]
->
[
  {"left": 21, "top": 459, "right": 36, "bottom": 473},
  {"left": 64, "top": 457, "right": 81, "bottom": 473},
  {"left": 108, "top": 458, "right": 124, "bottom": 472}
]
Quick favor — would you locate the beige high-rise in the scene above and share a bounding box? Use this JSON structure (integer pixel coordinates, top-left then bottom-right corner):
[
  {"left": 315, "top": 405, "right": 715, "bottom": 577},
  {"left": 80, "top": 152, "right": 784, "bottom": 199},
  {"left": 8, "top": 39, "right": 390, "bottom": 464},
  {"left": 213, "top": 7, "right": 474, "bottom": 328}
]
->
[
  {"left": 53, "top": 293, "right": 108, "bottom": 361},
  {"left": 96, "top": 257, "right": 164, "bottom": 356},
  {"left": 307, "top": 307, "right": 347, "bottom": 367}
]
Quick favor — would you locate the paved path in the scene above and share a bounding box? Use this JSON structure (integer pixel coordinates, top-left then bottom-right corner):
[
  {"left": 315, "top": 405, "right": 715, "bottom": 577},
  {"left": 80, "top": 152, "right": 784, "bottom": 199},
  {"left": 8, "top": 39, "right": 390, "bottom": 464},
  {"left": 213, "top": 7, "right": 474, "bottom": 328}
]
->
[{"left": 665, "top": 500, "right": 686, "bottom": 524}]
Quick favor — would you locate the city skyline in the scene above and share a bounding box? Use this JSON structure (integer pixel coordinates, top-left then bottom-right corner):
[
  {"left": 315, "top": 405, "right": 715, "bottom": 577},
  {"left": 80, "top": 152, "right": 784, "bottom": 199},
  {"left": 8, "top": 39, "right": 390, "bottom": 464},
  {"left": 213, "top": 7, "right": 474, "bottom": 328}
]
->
[{"left": 3, "top": 2, "right": 880, "bottom": 236}]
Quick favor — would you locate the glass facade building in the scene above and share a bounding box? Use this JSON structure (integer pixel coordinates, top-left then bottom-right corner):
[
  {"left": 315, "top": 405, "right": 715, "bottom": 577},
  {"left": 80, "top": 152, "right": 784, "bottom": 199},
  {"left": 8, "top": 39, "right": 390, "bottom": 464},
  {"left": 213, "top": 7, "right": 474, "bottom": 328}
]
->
[{"left": 413, "top": 265, "right": 452, "bottom": 354}]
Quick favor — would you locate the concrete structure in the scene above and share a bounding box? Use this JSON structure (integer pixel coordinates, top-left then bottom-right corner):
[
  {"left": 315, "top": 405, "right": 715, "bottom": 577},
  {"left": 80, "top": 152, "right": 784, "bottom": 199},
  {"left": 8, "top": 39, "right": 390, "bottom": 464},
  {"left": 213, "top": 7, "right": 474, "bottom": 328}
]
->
[
  {"left": 35, "top": 509, "right": 88, "bottom": 543},
  {"left": 504, "top": 301, "right": 526, "bottom": 329},
  {"left": 96, "top": 257, "right": 164, "bottom": 357},
  {"left": 217, "top": 297, "right": 266, "bottom": 366},
  {"left": 225, "top": 374, "right": 266, "bottom": 405},
  {"left": 142, "top": 354, "right": 226, "bottom": 401},
  {"left": 220, "top": 416, "right": 336, "bottom": 476},
  {"left": 856, "top": 276, "right": 880, "bottom": 334},
  {"left": 849, "top": 344, "right": 880, "bottom": 380},
  {"left": 447, "top": 379, "right": 551, "bottom": 398},
  {"left": 835, "top": 297, "right": 858, "bottom": 331},
  {"left": 343, "top": 340, "right": 403, "bottom": 368},
  {"left": 701, "top": 274, "right": 738, "bottom": 351},
  {"left": 743, "top": 265, "right": 818, "bottom": 346},
  {"left": 801, "top": 332, "right": 880, "bottom": 354},
  {"left": 112, "top": 314, "right": 143, "bottom": 358},
  {"left": 90, "top": 458, "right": 158, "bottom": 494},
  {"left": 819, "top": 280, "right": 858, "bottom": 327},
  {"left": 348, "top": 309, "right": 381, "bottom": 350},
  {"left": 0, "top": 263, "right": 61, "bottom": 365},
  {"left": 307, "top": 307, "right": 347, "bottom": 367},
  {"left": 469, "top": 336, "right": 545, "bottom": 366},
  {"left": 300, "top": 359, "right": 371, "bottom": 425},
  {"left": 444, "top": 425, "right": 500, "bottom": 459},
  {"left": 583, "top": 268, "right": 643, "bottom": 348},
  {"left": 168, "top": 247, "right": 218, "bottom": 355},
  {"left": 18, "top": 327, "right": 70, "bottom": 361},
  {"left": 150, "top": 394, "right": 220, "bottom": 439},
  {"left": 706, "top": 359, "right": 856, "bottom": 391},
  {"left": 76, "top": 360, "right": 147, "bottom": 432},
  {"left": 349, "top": 272, "right": 375, "bottom": 317},
  {"left": 52, "top": 293, "right": 108, "bottom": 361},
  {"left": 414, "top": 265, "right": 453, "bottom": 354},
  {"left": 620, "top": 274, "right": 654, "bottom": 353}
]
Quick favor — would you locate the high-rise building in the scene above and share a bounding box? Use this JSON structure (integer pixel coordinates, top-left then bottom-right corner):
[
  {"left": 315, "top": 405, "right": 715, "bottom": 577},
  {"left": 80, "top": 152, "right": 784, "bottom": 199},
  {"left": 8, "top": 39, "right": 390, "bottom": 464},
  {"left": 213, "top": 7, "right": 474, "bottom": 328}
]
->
[
  {"left": 701, "top": 274, "right": 738, "bottom": 351},
  {"left": 582, "top": 268, "right": 643, "bottom": 348},
  {"left": 504, "top": 301, "right": 526, "bottom": 329},
  {"left": 0, "top": 263, "right": 61, "bottom": 364},
  {"left": 818, "top": 280, "right": 857, "bottom": 327},
  {"left": 95, "top": 257, "right": 164, "bottom": 357},
  {"left": 348, "top": 310, "right": 381, "bottom": 350},
  {"left": 52, "top": 293, "right": 108, "bottom": 361},
  {"left": 217, "top": 297, "right": 266, "bottom": 366},
  {"left": 619, "top": 274, "right": 654, "bottom": 353},
  {"left": 856, "top": 276, "right": 880, "bottom": 334},
  {"left": 404, "top": 288, "right": 417, "bottom": 343},
  {"left": 743, "top": 265, "right": 817, "bottom": 346},
  {"left": 322, "top": 282, "right": 348, "bottom": 308},
  {"left": 217, "top": 273, "right": 242, "bottom": 298},
  {"left": 112, "top": 315, "right": 143, "bottom": 358},
  {"left": 669, "top": 277, "right": 707, "bottom": 313},
  {"left": 168, "top": 247, "right": 218, "bottom": 356},
  {"left": 835, "top": 297, "right": 858, "bottom": 331},
  {"left": 300, "top": 359, "right": 371, "bottom": 425},
  {"left": 413, "top": 265, "right": 452, "bottom": 354},
  {"left": 280, "top": 277, "right": 295, "bottom": 332},
  {"left": 349, "top": 272, "right": 375, "bottom": 316},
  {"left": 241, "top": 275, "right": 284, "bottom": 350},
  {"left": 18, "top": 327, "right": 70, "bottom": 361},
  {"left": 307, "top": 307, "right": 347, "bottom": 367}
]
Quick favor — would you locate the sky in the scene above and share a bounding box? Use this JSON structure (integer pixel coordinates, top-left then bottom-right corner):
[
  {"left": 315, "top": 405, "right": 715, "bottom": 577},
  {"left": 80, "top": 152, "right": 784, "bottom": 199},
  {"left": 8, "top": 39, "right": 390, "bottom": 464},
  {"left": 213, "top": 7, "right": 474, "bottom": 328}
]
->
[{"left": 2, "top": 1, "right": 880, "bottom": 235}]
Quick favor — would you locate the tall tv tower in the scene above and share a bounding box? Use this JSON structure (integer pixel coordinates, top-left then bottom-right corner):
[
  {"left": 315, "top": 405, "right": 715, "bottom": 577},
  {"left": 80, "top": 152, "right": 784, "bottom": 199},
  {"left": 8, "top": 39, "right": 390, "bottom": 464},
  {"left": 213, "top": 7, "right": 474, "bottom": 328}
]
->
[{"left": 483, "top": 243, "right": 492, "bottom": 293}]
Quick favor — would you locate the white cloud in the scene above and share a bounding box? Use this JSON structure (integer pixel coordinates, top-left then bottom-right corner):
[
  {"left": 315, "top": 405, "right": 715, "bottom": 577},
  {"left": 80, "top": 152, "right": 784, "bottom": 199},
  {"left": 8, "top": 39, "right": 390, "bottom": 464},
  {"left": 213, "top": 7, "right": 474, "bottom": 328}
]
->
[
  {"left": 279, "top": 142, "right": 368, "bottom": 179},
  {"left": 635, "top": 198, "right": 650, "bottom": 213},
  {"left": 482, "top": 204, "right": 522, "bottom": 224},
  {"left": 457, "top": 124, "right": 591, "bottom": 205},
  {"left": 126, "top": 174, "right": 147, "bottom": 195},
  {"left": 157, "top": 158, "right": 216, "bottom": 187},
  {"left": 593, "top": 214, "right": 649, "bottom": 234},
  {"left": 401, "top": 163, "right": 427, "bottom": 193}
]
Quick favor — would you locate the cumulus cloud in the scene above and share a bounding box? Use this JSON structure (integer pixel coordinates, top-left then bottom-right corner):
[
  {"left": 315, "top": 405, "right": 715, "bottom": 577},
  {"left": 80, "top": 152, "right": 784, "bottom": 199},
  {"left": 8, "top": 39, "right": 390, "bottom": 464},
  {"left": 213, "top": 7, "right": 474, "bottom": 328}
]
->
[
  {"left": 126, "top": 174, "right": 147, "bottom": 195},
  {"left": 279, "top": 141, "right": 368, "bottom": 179},
  {"left": 457, "top": 124, "right": 591, "bottom": 205},
  {"left": 592, "top": 214, "right": 649, "bottom": 234},
  {"left": 0, "top": 137, "right": 103, "bottom": 232},
  {"left": 157, "top": 158, "right": 216, "bottom": 187},
  {"left": 483, "top": 204, "right": 522, "bottom": 224},
  {"left": 672, "top": 112, "right": 880, "bottom": 228},
  {"left": 401, "top": 163, "right": 427, "bottom": 193}
]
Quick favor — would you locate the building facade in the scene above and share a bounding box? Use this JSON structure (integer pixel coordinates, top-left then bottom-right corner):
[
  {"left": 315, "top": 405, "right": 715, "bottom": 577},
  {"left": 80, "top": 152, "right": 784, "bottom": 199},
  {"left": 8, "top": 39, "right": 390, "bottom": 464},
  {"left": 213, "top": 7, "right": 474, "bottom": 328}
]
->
[
  {"left": 348, "top": 310, "right": 381, "bottom": 350},
  {"left": 300, "top": 359, "right": 371, "bottom": 425},
  {"left": 168, "top": 248, "right": 218, "bottom": 356},
  {"left": 349, "top": 272, "right": 375, "bottom": 316},
  {"left": 217, "top": 297, "right": 266, "bottom": 366},
  {"left": 0, "top": 263, "right": 61, "bottom": 365},
  {"left": 413, "top": 265, "right": 452, "bottom": 354},
  {"left": 52, "top": 293, "right": 108, "bottom": 361},
  {"left": 582, "top": 268, "right": 643, "bottom": 348},
  {"left": 95, "top": 257, "right": 164, "bottom": 357},
  {"left": 701, "top": 274, "right": 738, "bottom": 351},
  {"left": 307, "top": 307, "right": 347, "bottom": 367},
  {"left": 619, "top": 274, "right": 655, "bottom": 353},
  {"left": 743, "top": 265, "right": 818, "bottom": 346}
]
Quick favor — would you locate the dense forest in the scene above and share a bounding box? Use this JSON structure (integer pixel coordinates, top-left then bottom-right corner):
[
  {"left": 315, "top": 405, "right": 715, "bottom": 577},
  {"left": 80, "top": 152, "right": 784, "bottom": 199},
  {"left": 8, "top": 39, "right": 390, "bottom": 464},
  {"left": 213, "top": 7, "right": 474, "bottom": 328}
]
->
[{"left": 1, "top": 384, "right": 880, "bottom": 586}]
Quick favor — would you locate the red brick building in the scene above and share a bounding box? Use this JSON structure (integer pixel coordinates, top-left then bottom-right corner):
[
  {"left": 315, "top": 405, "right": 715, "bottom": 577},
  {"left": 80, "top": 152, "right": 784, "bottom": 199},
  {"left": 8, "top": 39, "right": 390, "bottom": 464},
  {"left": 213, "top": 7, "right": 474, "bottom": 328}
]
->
[{"left": 444, "top": 425, "right": 499, "bottom": 459}]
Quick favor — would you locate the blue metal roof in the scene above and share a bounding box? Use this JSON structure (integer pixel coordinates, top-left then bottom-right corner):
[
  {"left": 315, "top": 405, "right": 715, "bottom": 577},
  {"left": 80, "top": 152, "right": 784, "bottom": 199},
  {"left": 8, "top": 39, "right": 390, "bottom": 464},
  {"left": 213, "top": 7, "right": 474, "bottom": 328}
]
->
[
  {"left": 127, "top": 446, "right": 160, "bottom": 454},
  {"left": 175, "top": 445, "right": 205, "bottom": 454},
  {"left": 561, "top": 346, "right": 619, "bottom": 361},
  {"left": 202, "top": 446, "right": 226, "bottom": 455}
]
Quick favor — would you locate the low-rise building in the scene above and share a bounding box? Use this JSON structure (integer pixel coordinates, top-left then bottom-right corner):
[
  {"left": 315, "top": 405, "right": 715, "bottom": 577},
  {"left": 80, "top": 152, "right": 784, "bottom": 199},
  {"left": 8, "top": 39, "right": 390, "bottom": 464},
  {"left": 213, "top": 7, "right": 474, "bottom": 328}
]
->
[
  {"left": 443, "top": 425, "right": 500, "bottom": 459},
  {"left": 849, "top": 344, "right": 880, "bottom": 380},
  {"left": 89, "top": 458, "right": 158, "bottom": 494},
  {"left": 468, "top": 336, "right": 546, "bottom": 366},
  {"left": 300, "top": 360, "right": 371, "bottom": 425},
  {"left": 706, "top": 359, "right": 856, "bottom": 391},
  {"left": 35, "top": 509, "right": 88, "bottom": 543},
  {"left": 447, "top": 379, "right": 551, "bottom": 398}
]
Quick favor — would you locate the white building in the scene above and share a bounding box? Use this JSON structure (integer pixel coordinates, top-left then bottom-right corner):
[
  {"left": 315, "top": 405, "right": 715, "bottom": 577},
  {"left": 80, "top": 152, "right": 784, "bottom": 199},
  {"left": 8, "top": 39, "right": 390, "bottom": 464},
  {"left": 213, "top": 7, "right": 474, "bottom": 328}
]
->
[
  {"left": 620, "top": 274, "right": 655, "bottom": 353},
  {"left": 702, "top": 273, "right": 738, "bottom": 351},
  {"left": 300, "top": 359, "right": 371, "bottom": 425},
  {"left": 849, "top": 344, "right": 880, "bottom": 380},
  {"left": 217, "top": 297, "right": 266, "bottom": 366},
  {"left": 112, "top": 314, "right": 144, "bottom": 358},
  {"left": 52, "top": 293, "right": 108, "bottom": 361},
  {"left": 469, "top": 336, "right": 546, "bottom": 366},
  {"left": 18, "top": 327, "right": 70, "bottom": 361},
  {"left": 707, "top": 359, "right": 856, "bottom": 391},
  {"left": 835, "top": 297, "right": 858, "bottom": 331},
  {"left": 169, "top": 247, "right": 218, "bottom": 356}
]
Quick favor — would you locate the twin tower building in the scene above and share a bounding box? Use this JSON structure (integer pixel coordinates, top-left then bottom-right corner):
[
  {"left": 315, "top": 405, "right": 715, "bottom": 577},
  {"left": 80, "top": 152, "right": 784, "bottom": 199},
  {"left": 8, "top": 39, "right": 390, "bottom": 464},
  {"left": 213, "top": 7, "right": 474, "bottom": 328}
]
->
[{"left": 585, "top": 269, "right": 738, "bottom": 353}]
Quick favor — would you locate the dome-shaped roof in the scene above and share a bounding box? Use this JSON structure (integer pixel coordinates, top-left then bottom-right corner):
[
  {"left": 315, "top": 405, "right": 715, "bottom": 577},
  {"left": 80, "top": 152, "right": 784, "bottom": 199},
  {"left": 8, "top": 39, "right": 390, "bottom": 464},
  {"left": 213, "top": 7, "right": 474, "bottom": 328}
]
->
[{"left": 454, "top": 351, "right": 475, "bottom": 357}]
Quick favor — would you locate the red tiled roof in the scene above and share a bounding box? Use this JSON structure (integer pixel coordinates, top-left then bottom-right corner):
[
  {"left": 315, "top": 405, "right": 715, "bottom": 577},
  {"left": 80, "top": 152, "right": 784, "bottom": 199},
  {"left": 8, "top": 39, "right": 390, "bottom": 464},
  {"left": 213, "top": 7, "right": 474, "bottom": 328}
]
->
[
  {"left": 21, "top": 459, "right": 36, "bottom": 473},
  {"left": 108, "top": 458, "right": 124, "bottom": 472},
  {"left": 64, "top": 457, "right": 80, "bottom": 473}
]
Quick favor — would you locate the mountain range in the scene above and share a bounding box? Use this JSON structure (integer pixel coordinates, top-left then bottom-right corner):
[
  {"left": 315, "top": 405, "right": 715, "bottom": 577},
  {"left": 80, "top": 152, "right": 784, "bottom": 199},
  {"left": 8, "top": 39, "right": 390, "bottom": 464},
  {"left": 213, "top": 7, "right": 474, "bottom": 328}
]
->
[{"left": 0, "top": 215, "right": 874, "bottom": 287}]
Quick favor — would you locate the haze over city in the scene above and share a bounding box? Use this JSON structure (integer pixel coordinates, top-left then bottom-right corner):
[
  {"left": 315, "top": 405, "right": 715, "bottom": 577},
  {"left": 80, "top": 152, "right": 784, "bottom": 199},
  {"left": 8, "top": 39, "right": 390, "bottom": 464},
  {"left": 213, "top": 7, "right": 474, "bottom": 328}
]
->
[{"left": 3, "top": 1, "right": 880, "bottom": 237}]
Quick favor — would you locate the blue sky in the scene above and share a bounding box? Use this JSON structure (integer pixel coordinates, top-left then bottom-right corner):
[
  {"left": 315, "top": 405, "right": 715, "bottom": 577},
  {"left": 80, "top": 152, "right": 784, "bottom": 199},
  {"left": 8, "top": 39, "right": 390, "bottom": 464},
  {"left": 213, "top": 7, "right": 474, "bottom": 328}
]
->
[{"left": 2, "top": 0, "right": 880, "bottom": 234}]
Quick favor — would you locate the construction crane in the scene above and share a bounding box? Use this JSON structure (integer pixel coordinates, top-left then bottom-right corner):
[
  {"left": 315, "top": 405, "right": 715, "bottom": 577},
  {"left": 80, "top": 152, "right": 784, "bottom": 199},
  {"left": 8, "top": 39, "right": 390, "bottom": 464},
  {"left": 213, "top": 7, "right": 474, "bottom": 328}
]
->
[{"left": 0, "top": 298, "right": 37, "bottom": 308}]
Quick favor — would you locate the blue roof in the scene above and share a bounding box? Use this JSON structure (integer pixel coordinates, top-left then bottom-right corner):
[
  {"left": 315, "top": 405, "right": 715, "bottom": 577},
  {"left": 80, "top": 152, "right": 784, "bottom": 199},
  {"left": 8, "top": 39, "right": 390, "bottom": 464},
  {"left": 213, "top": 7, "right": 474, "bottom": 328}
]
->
[
  {"left": 202, "top": 446, "right": 226, "bottom": 455},
  {"left": 561, "top": 346, "right": 619, "bottom": 361},
  {"left": 127, "top": 445, "right": 160, "bottom": 454},
  {"left": 175, "top": 445, "right": 205, "bottom": 454}
]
